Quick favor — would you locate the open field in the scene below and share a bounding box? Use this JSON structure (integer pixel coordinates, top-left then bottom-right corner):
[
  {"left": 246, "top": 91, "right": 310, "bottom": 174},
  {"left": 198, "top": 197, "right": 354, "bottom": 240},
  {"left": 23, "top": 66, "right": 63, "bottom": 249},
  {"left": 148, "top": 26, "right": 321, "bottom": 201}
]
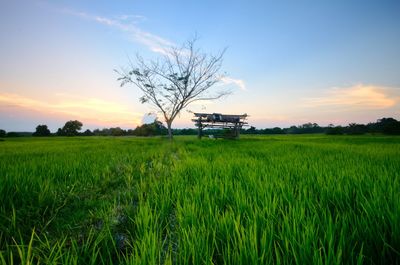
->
[{"left": 0, "top": 135, "right": 399, "bottom": 264}]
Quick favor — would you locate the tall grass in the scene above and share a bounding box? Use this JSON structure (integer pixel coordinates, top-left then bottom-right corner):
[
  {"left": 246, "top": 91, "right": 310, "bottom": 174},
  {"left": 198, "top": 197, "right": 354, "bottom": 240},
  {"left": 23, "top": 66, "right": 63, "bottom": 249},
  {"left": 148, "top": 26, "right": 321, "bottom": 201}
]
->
[{"left": 0, "top": 135, "right": 399, "bottom": 264}]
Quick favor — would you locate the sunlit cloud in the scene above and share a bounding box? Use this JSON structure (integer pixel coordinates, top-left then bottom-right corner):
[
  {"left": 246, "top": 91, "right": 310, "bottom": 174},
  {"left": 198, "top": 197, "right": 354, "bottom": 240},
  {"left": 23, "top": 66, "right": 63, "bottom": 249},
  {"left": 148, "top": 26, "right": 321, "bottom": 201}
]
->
[
  {"left": 302, "top": 84, "right": 399, "bottom": 110},
  {"left": 220, "top": 77, "right": 247, "bottom": 91},
  {"left": 0, "top": 92, "right": 142, "bottom": 127},
  {"left": 62, "top": 9, "right": 173, "bottom": 54}
]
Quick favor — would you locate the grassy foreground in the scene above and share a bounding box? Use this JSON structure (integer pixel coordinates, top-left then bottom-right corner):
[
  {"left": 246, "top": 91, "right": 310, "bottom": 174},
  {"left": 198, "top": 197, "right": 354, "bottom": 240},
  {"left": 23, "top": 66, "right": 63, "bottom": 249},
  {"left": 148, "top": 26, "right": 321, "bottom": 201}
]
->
[{"left": 0, "top": 135, "right": 399, "bottom": 264}]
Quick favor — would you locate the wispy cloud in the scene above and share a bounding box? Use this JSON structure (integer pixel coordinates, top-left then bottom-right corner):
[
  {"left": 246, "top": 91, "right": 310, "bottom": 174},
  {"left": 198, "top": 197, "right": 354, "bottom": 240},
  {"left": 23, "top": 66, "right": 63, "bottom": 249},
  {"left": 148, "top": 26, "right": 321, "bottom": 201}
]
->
[
  {"left": 0, "top": 92, "right": 142, "bottom": 127},
  {"left": 302, "top": 84, "right": 399, "bottom": 110},
  {"left": 62, "top": 9, "right": 173, "bottom": 54},
  {"left": 116, "top": 14, "right": 147, "bottom": 23},
  {"left": 221, "top": 77, "right": 247, "bottom": 91}
]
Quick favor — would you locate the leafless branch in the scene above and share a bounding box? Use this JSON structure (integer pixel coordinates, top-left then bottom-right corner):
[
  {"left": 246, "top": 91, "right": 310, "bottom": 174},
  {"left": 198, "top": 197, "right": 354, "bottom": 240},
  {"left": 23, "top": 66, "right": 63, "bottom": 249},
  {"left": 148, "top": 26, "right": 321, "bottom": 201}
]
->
[{"left": 117, "top": 37, "right": 230, "bottom": 139}]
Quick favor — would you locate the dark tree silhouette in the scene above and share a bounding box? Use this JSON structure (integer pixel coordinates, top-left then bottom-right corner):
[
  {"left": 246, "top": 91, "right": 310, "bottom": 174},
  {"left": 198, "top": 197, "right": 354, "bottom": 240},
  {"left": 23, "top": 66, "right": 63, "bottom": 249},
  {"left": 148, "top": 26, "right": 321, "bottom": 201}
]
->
[
  {"left": 377, "top": 118, "right": 400, "bottom": 134},
  {"left": 110, "top": 127, "right": 125, "bottom": 136},
  {"left": 0, "top": 129, "right": 5, "bottom": 138},
  {"left": 57, "top": 120, "right": 83, "bottom": 136},
  {"left": 33, "top": 125, "right": 51, "bottom": 136},
  {"left": 326, "top": 125, "right": 345, "bottom": 135},
  {"left": 347, "top": 123, "right": 367, "bottom": 135},
  {"left": 246, "top": 126, "right": 257, "bottom": 134},
  {"left": 6, "top": 132, "right": 19, "bottom": 137},
  {"left": 82, "top": 129, "right": 94, "bottom": 136},
  {"left": 117, "top": 37, "right": 230, "bottom": 140},
  {"left": 32, "top": 124, "right": 50, "bottom": 136}
]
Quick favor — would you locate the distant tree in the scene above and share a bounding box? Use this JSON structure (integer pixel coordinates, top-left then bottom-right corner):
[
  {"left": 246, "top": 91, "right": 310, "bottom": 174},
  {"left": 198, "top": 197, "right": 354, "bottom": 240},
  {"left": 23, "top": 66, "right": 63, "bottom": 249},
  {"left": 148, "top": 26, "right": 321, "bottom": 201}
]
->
[
  {"left": 134, "top": 125, "right": 147, "bottom": 136},
  {"left": 56, "top": 128, "right": 63, "bottom": 136},
  {"left": 383, "top": 121, "right": 400, "bottom": 135},
  {"left": 245, "top": 126, "right": 257, "bottom": 134},
  {"left": 58, "top": 120, "right": 83, "bottom": 136},
  {"left": 377, "top": 117, "right": 397, "bottom": 124},
  {"left": 326, "top": 126, "right": 344, "bottom": 135},
  {"left": 346, "top": 123, "right": 367, "bottom": 135},
  {"left": 172, "top": 128, "right": 197, "bottom": 135},
  {"left": 126, "top": 129, "right": 136, "bottom": 136},
  {"left": 271, "top": 127, "right": 284, "bottom": 134},
  {"left": 82, "top": 129, "right": 94, "bottom": 136},
  {"left": 373, "top": 117, "right": 400, "bottom": 135},
  {"left": 110, "top": 127, "right": 125, "bottom": 136},
  {"left": 295, "top": 123, "right": 324, "bottom": 134},
  {"left": 134, "top": 119, "right": 167, "bottom": 136},
  {"left": 153, "top": 120, "right": 168, "bottom": 135},
  {"left": 103, "top": 128, "right": 112, "bottom": 136},
  {"left": 0, "top": 129, "right": 5, "bottom": 137},
  {"left": 117, "top": 37, "right": 230, "bottom": 140},
  {"left": 6, "top": 132, "right": 20, "bottom": 137},
  {"left": 286, "top": 126, "right": 299, "bottom": 134},
  {"left": 92, "top": 128, "right": 113, "bottom": 136},
  {"left": 95, "top": 128, "right": 111, "bottom": 136},
  {"left": 33, "top": 125, "right": 51, "bottom": 136},
  {"left": 262, "top": 127, "right": 284, "bottom": 134}
]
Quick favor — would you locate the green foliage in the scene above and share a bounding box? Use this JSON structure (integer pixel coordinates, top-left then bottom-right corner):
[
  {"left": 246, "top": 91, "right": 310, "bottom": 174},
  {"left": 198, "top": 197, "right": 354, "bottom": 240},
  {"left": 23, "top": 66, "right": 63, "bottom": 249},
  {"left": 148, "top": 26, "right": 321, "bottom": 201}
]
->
[
  {"left": 326, "top": 126, "right": 345, "bottom": 135},
  {"left": 133, "top": 120, "right": 167, "bottom": 136},
  {"left": 82, "top": 129, "right": 94, "bottom": 136},
  {"left": 378, "top": 118, "right": 400, "bottom": 135},
  {"left": 89, "top": 120, "right": 167, "bottom": 137},
  {"left": 346, "top": 123, "right": 367, "bottom": 135},
  {"left": 0, "top": 135, "right": 399, "bottom": 264},
  {"left": 236, "top": 117, "right": 400, "bottom": 135},
  {"left": 33, "top": 125, "right": 51, "bottom": 137},
  {"left": 5, "top": 132, "right": 20, "bottom": 137},
  {"left": 57, "top": 120, "right": 83, "bottom": 136},
  {"left": 0, "top": 130, "right": 5, "bottom": 138}
]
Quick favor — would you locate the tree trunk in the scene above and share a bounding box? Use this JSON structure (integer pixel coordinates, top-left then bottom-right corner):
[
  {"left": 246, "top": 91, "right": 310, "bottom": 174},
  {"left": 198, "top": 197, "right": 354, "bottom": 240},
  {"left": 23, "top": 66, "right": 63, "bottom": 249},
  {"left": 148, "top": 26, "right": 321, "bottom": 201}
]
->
[{"left": 167, "top": 121, "right": 173, "bottom": 140}]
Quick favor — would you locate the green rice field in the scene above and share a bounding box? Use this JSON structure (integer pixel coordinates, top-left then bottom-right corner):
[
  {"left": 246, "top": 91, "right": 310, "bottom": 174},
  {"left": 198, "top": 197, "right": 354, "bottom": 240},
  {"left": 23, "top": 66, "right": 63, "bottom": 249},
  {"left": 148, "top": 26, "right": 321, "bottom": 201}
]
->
[{"left": 0, "top": 135, "right": 399, "bottom": 264}]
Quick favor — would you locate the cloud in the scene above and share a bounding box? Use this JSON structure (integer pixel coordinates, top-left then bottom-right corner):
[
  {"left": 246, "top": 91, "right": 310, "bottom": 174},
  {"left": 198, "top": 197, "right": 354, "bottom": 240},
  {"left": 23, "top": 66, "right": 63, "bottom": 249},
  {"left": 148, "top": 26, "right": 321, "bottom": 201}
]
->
[
  {"left": 0, "top": 92, "right": 142, "bottom": 127},
  {"left": 62, "top": 9, "right": 173, "bottom": 54},
  {"left": 221, "top": 77, "right": 247, "bottom": 91},
  {"left": 116, "top": 14, "right": 147, "bottom": 23},
  {"left": 302, "top": 84, "right": 399, "bottom": 110}
]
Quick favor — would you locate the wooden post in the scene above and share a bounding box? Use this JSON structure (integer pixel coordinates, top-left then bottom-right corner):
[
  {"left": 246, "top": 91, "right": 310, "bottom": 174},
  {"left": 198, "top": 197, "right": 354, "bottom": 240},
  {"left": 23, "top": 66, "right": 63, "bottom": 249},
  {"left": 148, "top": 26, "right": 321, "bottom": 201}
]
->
[
  {"left": 234, "top": 123, "right": 239, "bottom": 139},
  {"left": 197, "top": 118, "right": 202, "bottom": 139}
]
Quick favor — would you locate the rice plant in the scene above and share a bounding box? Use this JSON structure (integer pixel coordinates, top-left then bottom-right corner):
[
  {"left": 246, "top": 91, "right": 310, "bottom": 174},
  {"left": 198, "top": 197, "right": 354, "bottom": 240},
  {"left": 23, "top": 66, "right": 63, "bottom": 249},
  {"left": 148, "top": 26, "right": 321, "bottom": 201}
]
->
[{"left": 0, "top": 135, "right": 399, "bottom": 264}]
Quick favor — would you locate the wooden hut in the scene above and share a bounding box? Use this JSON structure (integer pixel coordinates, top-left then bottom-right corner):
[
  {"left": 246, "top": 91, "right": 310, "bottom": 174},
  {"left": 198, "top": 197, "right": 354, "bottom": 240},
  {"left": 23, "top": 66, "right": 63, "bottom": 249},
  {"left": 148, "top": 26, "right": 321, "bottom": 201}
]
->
[{"left": 192, "top": 113, "right": 248, "bottom": 139}]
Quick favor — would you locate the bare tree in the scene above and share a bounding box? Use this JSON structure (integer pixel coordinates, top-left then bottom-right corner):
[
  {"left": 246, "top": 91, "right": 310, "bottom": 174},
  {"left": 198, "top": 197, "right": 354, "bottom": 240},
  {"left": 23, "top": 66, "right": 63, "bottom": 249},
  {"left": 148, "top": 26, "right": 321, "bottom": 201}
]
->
[{"left": 116, "top": 38, "right": 230, "bottom": 139}]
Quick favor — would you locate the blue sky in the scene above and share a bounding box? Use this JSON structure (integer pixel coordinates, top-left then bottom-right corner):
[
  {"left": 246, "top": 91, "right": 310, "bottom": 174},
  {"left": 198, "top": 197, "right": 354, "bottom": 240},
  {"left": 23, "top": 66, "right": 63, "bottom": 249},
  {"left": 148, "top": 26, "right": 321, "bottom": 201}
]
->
[{"left": 1, "top": 0, "right": 399, "bottom": 131}]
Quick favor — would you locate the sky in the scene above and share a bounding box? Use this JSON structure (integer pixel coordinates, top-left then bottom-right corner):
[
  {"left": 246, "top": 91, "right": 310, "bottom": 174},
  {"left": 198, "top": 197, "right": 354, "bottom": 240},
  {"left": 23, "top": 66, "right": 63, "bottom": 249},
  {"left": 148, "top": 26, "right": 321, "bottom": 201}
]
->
[{"left": 0, "top": 0, "right": 399, "bottom": 132}]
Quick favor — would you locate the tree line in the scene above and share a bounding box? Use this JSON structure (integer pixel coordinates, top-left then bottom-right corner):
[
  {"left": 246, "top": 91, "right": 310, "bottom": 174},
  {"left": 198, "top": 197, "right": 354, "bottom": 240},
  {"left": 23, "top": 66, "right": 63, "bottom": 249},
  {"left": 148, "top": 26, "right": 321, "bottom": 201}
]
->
[
  {"left": 0, "top": 117, "right": 399, "bottom": 138},
  {"left": 241, "top": 117, "right": 400, "bottom": 135},
  {"left": 0, "top": 120, "right": 168, "bottom": 137}
]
